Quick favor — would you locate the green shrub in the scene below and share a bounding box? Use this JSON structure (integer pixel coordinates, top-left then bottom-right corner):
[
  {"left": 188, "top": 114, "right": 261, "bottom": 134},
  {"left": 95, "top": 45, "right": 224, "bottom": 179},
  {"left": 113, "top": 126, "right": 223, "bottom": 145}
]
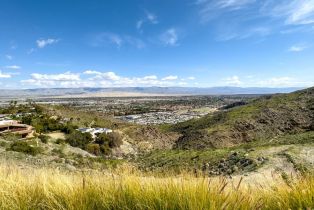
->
[
  {"left": 100, "top": 144, "right": 111, "bottom": 155},
  {"left": 38, "top": 134, "right": 49, "bottom": 143},
  {"left": 66, "top": 131, "right": 93, "bottom": 149},
  {"left": 86, "top": 143, "right": 101, "bottom": 156},
  {"left": 95, "top": 132, "right": 123, "bottom": 148},
  {"left": 8, "top": 141, "right": 42, "bottom": 156},
  {"left": 55, "top": 138, "right": 66, "bottom": 144}
]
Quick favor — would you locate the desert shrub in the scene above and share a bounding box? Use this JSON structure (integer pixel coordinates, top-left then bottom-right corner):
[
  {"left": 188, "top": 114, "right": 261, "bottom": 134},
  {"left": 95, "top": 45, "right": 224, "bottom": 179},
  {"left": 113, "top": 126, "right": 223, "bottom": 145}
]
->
[
  {"left": 55, "top": 138, "right": 66, "bottom": 144},
  {"left": 2, "top": 133, "right": 21, "bottom": 141},
  {"left": 95, "top": 132, "right": 123, "bottom": 148},
  {"left": 38, "top": 134, "right": 49, "bottom": 143},
  {"left": 8, "top": 141, "right": 42, "bottom": 156},
  {"left": 86, "top": 143, "right": 101, "bottom": 156},
  {"left": 100, "top": 144, "right": 111, "bottom": 155},
  {"left": 60, "top": 123, "right": 78, "bottom": 134},
  {"left": 66, "top": 131, "right": 93, "bottom": 149},
  {"left": 0, "top": 141, "right": 8, "bottom": 148}
]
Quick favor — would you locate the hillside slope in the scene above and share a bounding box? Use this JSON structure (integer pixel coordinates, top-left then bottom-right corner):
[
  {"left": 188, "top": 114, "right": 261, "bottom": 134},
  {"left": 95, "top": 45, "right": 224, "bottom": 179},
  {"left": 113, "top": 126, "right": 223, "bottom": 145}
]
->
[{"left": 171, "top": 87, "right": 314, "bottom": 149}]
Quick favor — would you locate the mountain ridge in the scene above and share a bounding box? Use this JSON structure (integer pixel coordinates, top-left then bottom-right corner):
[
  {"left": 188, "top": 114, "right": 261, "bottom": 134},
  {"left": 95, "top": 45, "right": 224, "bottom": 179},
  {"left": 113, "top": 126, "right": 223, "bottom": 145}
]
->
[{"left": 0, "top": 86, "right": 303, "bottom": 98}]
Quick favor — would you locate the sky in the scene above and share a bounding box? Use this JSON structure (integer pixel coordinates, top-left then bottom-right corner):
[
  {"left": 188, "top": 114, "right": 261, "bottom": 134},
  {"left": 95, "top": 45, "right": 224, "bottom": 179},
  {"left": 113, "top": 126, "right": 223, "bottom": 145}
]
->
[{"left": 0, "top": 0, "right": 314, "bottom": 89}]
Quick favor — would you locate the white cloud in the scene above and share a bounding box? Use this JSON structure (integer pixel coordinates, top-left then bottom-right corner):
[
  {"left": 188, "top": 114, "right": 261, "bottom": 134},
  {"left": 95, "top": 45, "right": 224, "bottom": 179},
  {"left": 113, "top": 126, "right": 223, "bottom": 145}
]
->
[
  {"left": 160, "top": 28, "right": 179, "bottom": 46},
  {"left": 31, "top": 72, "right": 80, "bottom": 81},
  {"left": 288, "top": 43, "right": 309, "bottom": 52},
  {"left": 145, "top": 11, "right": 158, "bottom": 24},
  {"left": 218, "top": 26, "right": 271, "bottom": 41},
  {"left": 256, "top": 77, "right": 303, "bottom": 87},
  {"left": 223, "top": 76, "right": 242, "bottom": 86},
  {"left": 92, "top": 33, "right": 145, "bottom": 49},
  {"left": 216, "top": 0, "right": 255, "bottom": 10},
  {"left": 281, "top": 0, "right": 314, "bottom": 25},
  {"left": 27, "top": 48, "right": 36, "bottom": 54},
  {"left": 0, "top": 71, "right": 12, "bottom": 78},
  {"left": 36, "top": 38, "right": 59, "bottom": 48},
  {"left": 162, "top": 75, "right": 178, "bottom": 81},
  {"left": 21, "top": 72, "right": 82, "bottom": 87},
  {"left": 22, "top": 70, "right": 193, "bottom": 88},
  {"left": 187, "top": 76, "right": 196, "bottom": 80},
  {"left": 5, "top": 65, "right": 21, "bottom": 70},
  {"left": 84, "top": 70, "right": 120, "bottom": 81},
  {"left": 5, "top": 55, "right": 13, "bottom": 60},
  {"left": 84, "top": 71, "right": 178, "bottom": 87},
  {"left": 136, "top": 20, "right": 144, "bottom": 29},
  {"left": 196, "top": 0, "right": 255, "bottom": 22},
  {"left": 260, "top": 0, "right": 314, "bottom": 25},
  {"left": 136, "top": 10, "right": 158, "bottom": 31},
  {"left": 143, "top": 75, "right": 158, "bottom": 80}
]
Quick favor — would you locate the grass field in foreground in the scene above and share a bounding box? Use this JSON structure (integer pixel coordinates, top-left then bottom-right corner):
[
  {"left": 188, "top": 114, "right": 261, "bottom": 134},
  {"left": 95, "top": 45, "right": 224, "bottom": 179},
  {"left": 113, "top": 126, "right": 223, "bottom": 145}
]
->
[{"left": 0, "top": 164, "right": 313, "bottom": 210}]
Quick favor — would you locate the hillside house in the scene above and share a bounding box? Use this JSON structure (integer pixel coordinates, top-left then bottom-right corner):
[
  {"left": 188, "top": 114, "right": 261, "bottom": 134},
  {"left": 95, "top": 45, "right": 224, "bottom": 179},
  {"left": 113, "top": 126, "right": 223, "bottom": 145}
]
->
[
  {"left": 0, "top": 121, "right": 34, "bottom": 138},
  {"left": 76, "top": 127, "right": 112, "bottom": 138}
]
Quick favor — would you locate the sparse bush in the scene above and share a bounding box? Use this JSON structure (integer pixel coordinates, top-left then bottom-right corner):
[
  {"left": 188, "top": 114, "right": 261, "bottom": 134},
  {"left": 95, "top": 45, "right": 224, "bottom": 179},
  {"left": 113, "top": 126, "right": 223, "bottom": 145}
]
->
[
  {"left": 55, "top": 138, "right": 66, "bottom": 144},
  {"left": 2, "top": 133, "right": 21, "bottom": 142},
  {"left": 8, "top": 141, "right": 42, "bottom": 156},
  {"left": 100, "top": 144, "right": 111, "bottom": 155},
  {"left": 86, "top": 143, "right": 101, "bottom": 156},
  {"left": 38, "top": 134, "right": 49, "bottom": 143},
  {"left": 95, "top": 132, "right": 123, "bottom": 149}
]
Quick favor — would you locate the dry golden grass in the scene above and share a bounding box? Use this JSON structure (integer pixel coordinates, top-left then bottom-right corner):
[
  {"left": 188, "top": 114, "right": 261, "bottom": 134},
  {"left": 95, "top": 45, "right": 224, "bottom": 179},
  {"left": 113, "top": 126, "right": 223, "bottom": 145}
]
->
[{"left": 0, "top": 164, "right": 313, "bottom": 210}]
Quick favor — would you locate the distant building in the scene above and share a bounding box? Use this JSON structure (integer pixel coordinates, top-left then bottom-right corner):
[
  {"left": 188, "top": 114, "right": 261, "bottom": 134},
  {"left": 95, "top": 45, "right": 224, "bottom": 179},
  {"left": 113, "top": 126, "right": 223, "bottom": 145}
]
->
[
  {"left": 0, "top": 121, "right": 34, "bottom": 138},
  {"left": 76, "top": 127, "right": 113, "bottom": 138}
]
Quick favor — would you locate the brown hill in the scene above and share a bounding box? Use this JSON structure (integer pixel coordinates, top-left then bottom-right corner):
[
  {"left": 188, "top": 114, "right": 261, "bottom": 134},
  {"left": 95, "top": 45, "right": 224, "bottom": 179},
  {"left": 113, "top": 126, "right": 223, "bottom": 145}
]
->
[{"left": 171, "top": 87, "right": 314, "bottom": 149}]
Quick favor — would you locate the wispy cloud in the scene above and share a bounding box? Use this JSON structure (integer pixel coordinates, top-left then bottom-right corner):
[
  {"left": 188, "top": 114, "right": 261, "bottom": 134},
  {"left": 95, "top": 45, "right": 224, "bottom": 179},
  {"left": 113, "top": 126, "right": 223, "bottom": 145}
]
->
[
  {"left": 288, "top": 43, "right": 309, "bottom": 52},
  {"left": 162, "top": 75, "right": 178, "bottom": 81},
  {"left": 145, "top": 10, "right": 158, "bottom": 24},
  {"left": 136, "top": 10, "right": 158, "bottom": 31},
  {"left": 0, "top": 71, "right": 12, "bottom": 78},
  {"left": 160, "top": 28, "right": 179, "bottom": 46},
  {"left": 36, "top": 38, "right": 59, "bottom": 48},
  {"left": 5, "top": 55, "right": 13, "bottom": 60},
  {"left": 221, "top": 75, "right": 310, "bottom": 87},
  {"left": 223, "top": 75, "right": 242, "bottom": 86},
  {"left": 268, "top": 0, "right": 314, "bottom": 25},
  {"left": 256, "top": 77, "right": 303, "bottom": 87},
  {"left": 218, "top": 26, "right": 271, "bottom": 41},
  {"left": 215, "top": 0, "right": 255, "bottom": 10},
  {"left": 5, "top": 65, "right": 21, "bottom": 70},
  {"left": 91, "top": 33, "right": 145, "bottom": 49},
  {"left": 195, "top": 0, "right": 314, "bottom": 41},
  {"left": 196, "top": 0, "right": 255, "bottom": 22}
]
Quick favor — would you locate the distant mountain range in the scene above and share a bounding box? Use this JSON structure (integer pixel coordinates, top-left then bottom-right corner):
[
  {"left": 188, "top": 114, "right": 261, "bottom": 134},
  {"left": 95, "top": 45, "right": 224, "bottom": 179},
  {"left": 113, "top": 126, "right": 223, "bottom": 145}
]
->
[{"left": 0, "top": 86, "right": 303, "bottom": 99}]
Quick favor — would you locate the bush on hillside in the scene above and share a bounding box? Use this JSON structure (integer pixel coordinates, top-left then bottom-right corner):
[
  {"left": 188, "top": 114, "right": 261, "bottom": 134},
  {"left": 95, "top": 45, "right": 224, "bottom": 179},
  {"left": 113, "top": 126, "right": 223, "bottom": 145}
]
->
[
  {"left": 66, "top": 131, "right": 93, "bottom": 149},
  {"left": 8, "top": 141, "right": 42, "bottom": 156},
  {"left": 86, "top": 143, "right": 101, "bottom": 156},
  {"left": 95, "top": 132, "right": 123, "bottom": 148},
  {"left": 38, "top": 134, "right": 49, "bottom": 143}
]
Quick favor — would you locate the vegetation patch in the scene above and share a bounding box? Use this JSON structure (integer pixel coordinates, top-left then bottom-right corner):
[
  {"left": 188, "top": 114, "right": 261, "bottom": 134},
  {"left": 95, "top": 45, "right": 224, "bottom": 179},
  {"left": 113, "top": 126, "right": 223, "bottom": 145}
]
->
[{"left": 7, "top": 141, "right": 42, "bottom": 156}]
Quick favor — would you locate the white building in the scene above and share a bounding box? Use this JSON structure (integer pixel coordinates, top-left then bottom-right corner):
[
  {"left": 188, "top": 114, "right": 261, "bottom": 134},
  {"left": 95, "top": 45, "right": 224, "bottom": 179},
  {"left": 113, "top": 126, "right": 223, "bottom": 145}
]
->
[{"left": 76, "top": 127, "right": 113, "bottom": 138}]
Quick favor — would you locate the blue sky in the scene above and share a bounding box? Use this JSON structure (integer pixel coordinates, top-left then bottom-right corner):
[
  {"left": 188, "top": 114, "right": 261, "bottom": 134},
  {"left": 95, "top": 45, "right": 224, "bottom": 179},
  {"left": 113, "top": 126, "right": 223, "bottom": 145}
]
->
[{"left": 0, "top": 0, "right": 314, "bottom": 89}]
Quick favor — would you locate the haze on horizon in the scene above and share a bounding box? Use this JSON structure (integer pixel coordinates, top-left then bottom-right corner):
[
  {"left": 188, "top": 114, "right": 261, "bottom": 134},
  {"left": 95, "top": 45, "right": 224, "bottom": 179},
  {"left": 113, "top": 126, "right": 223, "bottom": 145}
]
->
[{"left": 0, "top": 0, "right": 314, "bottom": 89}]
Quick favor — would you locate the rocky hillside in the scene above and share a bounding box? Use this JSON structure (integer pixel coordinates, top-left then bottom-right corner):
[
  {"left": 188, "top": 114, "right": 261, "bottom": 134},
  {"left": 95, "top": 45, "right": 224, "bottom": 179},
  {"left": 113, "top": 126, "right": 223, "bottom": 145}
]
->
[{"left": 170, "top": 87, "right": 314, "bottom": 149}]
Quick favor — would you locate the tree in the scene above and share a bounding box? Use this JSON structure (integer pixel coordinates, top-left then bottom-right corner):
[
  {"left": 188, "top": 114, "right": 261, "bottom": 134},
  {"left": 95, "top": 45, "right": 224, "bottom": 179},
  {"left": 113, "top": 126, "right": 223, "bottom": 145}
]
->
[
  {"left": 66, "top": 131, "right": 93, "bottom": 149},
  {"left": 95, "top": 132, "right": 123, "bottom": 148}
]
